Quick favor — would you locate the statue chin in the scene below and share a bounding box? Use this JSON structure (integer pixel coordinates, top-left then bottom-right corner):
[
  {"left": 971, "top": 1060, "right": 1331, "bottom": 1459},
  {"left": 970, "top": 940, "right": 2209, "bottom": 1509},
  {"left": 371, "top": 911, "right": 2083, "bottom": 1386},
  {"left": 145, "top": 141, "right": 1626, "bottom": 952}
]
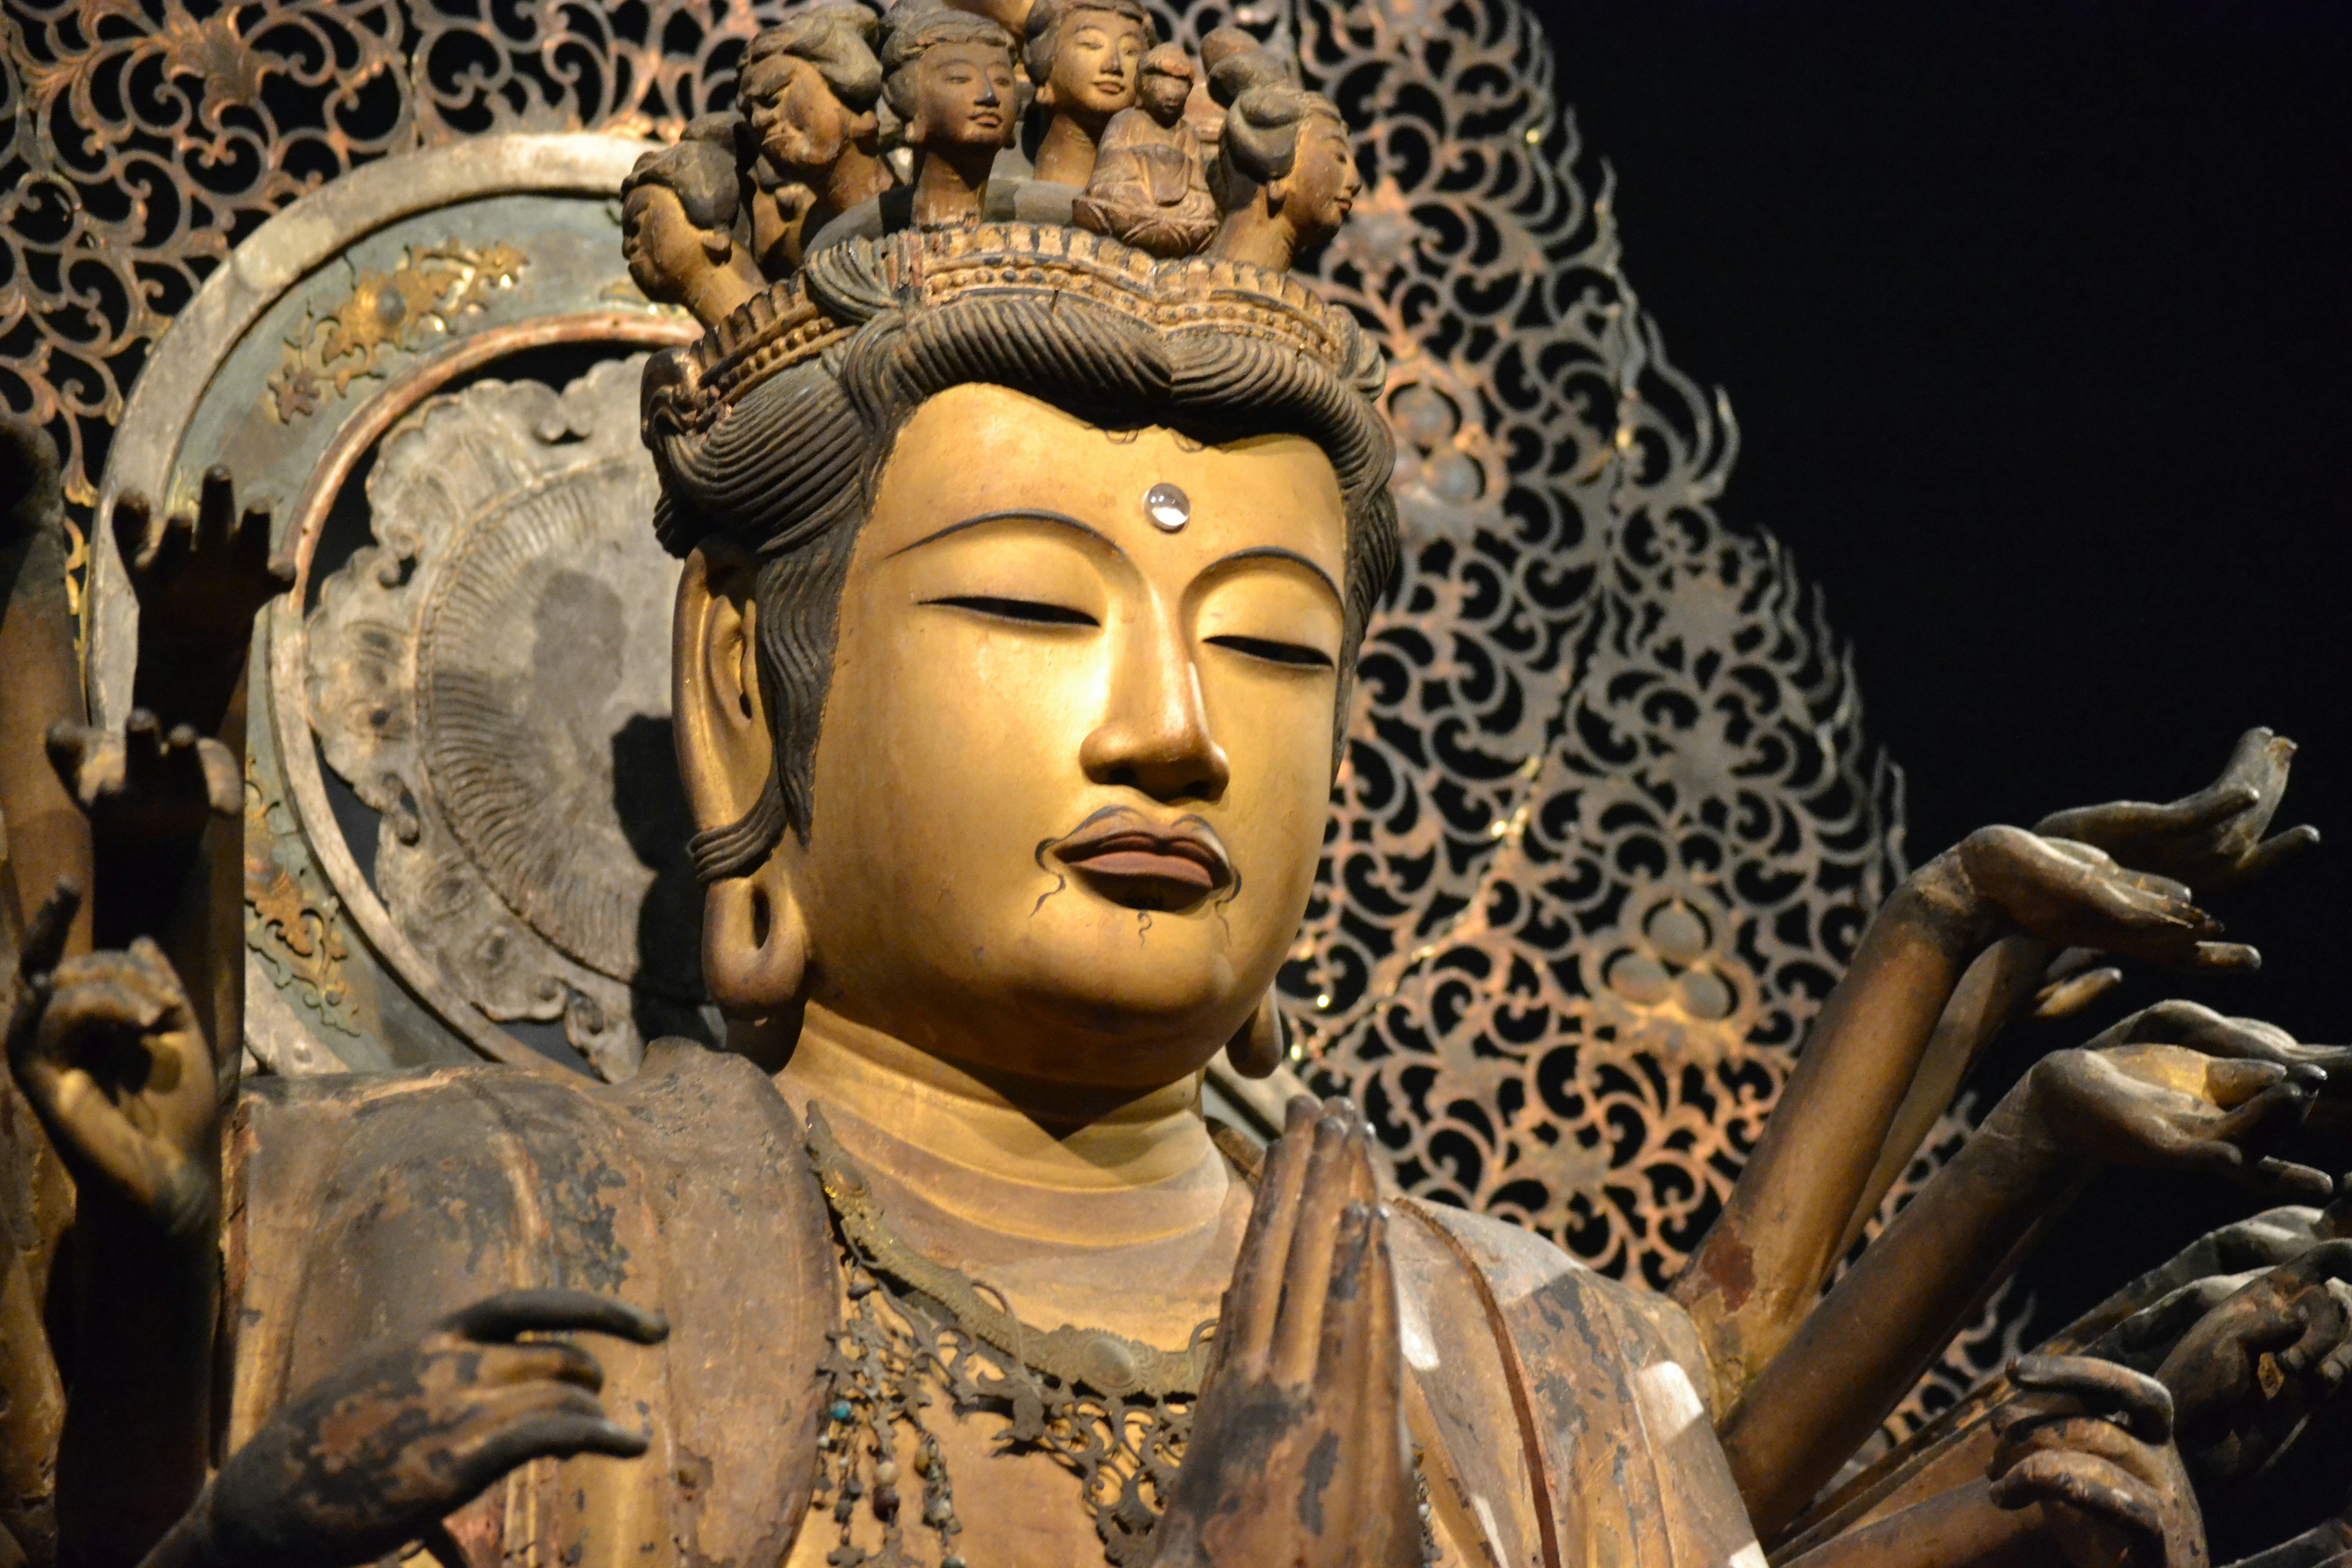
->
[{"left": 805, "top": 904, "right": 1259, "bottom": 1090}]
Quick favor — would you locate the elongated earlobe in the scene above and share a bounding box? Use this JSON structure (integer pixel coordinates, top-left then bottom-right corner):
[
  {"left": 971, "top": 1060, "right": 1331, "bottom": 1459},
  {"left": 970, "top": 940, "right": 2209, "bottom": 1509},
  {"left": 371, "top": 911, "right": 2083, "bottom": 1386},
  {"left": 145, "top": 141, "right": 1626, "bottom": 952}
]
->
[
  {"left": 703, "top": 858, "right": 808, "bottom": 1017},
  {"left": 1224, "top": 990, "right": 1287, "bottom": 1079}
]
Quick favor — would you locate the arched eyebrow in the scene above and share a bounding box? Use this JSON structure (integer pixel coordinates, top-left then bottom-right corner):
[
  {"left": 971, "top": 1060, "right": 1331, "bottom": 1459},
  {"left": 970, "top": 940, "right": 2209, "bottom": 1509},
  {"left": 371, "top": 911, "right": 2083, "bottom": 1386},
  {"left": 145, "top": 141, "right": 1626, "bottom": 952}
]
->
[
  {"left": 888, "top": 508, "right": 1131, "bottom": 562},
  {"left": 1209, "top": 545, "right": 1344, "bottom": 608}
]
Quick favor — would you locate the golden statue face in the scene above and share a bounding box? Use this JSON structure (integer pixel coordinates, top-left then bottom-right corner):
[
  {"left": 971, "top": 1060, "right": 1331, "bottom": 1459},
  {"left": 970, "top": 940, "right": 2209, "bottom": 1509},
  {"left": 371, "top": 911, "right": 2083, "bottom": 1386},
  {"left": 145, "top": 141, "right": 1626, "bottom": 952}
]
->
[{"left": 682, "top": 383, "right": 1349, "bottom": 1088}]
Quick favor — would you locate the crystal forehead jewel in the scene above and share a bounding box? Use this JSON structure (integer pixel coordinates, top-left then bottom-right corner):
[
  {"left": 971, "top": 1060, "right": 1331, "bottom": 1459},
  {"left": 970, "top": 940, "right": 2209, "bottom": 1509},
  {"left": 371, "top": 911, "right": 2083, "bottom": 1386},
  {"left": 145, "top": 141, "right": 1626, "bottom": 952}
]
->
[{"left": 1144, "top": 482, "right": 1190, "bottom": 531}]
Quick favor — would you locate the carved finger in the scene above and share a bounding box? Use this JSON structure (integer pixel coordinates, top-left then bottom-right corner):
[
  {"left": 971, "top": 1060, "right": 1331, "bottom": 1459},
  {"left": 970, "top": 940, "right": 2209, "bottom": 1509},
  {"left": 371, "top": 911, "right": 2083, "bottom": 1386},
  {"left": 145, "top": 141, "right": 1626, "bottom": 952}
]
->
[
  {"left": 2043, "top": 946, "right": 2106, "bottom": 984},
  {"left": 12, "top": 880, "right": 80, "bottom": 989},
  {"left": 1316, "top": 1200, "right": 1376, "bottom": 1385},
  {"left": 2105, "top": 861, "right": 2198, "bottom": 908},
  {"left": 1271, "top": 1107, "right": 1357, "bottom": 1384},
  {"left": 193, "top": 734, "right": 240, "bottom": 815},
  {"left": 2205, "top": 1057, "right": 2294, "bottom": 1110},
  {"left": 2275, "top": 1298, "right": 2350, "bottom": 1380},
  {"left": 1988, "top": 1450, "right": 2167, "bottom": 1550},
  {"left": 2164, "top": 780, "right": 2263, "bottom": 836},
  {"left": 1220, "top": 1094, "right": 1319, "bottom": 1378},
  {"left": 122, "top": 936, "right": 198, "bottom": 1020},
  {"left": 1317, "top": 1199, "right": 1404, "bottom": 1521},
  {"left": 2294, "top": 1239, "right": 2352, "bottom": 1283},
  {"left": 2185, "top": 940, "right": 2261, "bottom": 972},
  {"left": 145, "top": 507, "right": 194, "bottom": 591},
  {"left": 230, "top": 496, "right": 267, "bottom": 566},
  {"left": 2244, "top": 1158, "right": 2337, "bottom": 1204},
  {"left": 442, "top": 1289, "right": 669, "bottom": 1348},
  {"left": 109, "top": 492, "right": 154, "bottom": 574},
  {"left": 2242, "top": 824, "right": 2321, "bottom": 879},
  {"left": 2036, "top": 966, "right": 2123, "bottom": 1019},
  {"left": 195, "top": 467, "right": 236, "bottom": 556},
  {"left": 442, "top": 1384, "right": 646, "bottom": 1485},
  {"left": 463, "top": 1338, "right": 607, "bottom": 1394},
  {"left": 1990, "top": 1412, "right": 2149, "bottom": 1482},
  {"left": 2010, "top": 1354, "right": 2174, "bottom": 1442},
  {"left": 2320, "top": 1333, "right": 2352, "bottom": 1389},
  {"left": 42, "top": 722, "right": 109, "bottom": 804}
]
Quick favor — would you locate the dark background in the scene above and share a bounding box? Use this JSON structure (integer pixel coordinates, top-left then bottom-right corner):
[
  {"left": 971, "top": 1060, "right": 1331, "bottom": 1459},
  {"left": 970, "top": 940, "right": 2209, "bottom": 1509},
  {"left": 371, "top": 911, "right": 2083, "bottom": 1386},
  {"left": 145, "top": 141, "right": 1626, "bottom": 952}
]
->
[{"left": 1528, "top": 0, "right": 2352, "bottom": 1351}]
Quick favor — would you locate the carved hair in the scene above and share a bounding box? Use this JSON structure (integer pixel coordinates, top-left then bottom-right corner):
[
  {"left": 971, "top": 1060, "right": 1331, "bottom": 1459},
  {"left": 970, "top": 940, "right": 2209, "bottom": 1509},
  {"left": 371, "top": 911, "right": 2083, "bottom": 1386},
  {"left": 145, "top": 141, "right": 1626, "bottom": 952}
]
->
[
  {"left": 879, "top": 6, "right": 1017, "bottom": 121},
  {"left": 1223, "top": 83, "right": 1344, "bottom": 186},
  {"left": 1205, "top": 42, "right": 1290, "bottom": 109},
  {"left": 1020, "top": 0, "right": 1155, "bottom": 88},
  {"left": 1139, "top": 40, "right": 1194, "bottom": 87},
  {"left": 742, "top": 3, "right": 885, "bottom": 113},
  {"left": 622, "top": 116, "right": 750, "bottom": 239},
  {"left": 643, "top": 226, "right": 1400, "bottom": 878}
]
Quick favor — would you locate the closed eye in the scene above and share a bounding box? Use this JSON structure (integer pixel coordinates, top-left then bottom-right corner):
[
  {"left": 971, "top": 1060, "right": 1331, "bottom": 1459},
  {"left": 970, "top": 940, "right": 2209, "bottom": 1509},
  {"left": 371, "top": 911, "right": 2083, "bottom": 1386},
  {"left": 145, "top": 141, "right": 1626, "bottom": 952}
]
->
[
  {"left": 1206, "top": 634, "right": 1335, "bottom": 669},
  {"left": 923, "top": 595, "right": 1100, "bottom": 627}
]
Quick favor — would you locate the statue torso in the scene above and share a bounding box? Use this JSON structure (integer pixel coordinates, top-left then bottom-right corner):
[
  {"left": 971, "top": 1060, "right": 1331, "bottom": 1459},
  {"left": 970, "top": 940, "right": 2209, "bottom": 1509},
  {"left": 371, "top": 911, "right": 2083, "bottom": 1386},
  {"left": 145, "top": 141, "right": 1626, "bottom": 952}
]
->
[{"left": 225, "top": 1049, "right": 1758, "bottom": 1567}]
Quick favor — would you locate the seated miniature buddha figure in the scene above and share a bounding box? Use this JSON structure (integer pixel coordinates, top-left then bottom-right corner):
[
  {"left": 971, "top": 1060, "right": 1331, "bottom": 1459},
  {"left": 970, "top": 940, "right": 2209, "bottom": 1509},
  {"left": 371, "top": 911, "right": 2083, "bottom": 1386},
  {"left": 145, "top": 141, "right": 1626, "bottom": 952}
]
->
[
  {"left": 1072, "top": 43, "right": 1217, "bottom": 256},
  {"left": 1211, "top": 83, "right": 1362, "bottom": 271},
  {"left": 1020, "top": 0, "right": 1153, "bottom": 192},
  {"left": 736, "top": 6, "right": 895, "bottom": 278},
  {"left": 620, "top": 121, "right": 766, "bottom": 327}
]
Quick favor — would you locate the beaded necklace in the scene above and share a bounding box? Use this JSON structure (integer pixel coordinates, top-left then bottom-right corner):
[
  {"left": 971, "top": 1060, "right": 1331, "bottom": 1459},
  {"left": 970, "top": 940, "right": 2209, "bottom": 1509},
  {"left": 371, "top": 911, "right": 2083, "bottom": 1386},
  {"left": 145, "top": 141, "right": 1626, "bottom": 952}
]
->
[{"left": 805, "top": 1106, "right": 1214, "bottom": 1567}]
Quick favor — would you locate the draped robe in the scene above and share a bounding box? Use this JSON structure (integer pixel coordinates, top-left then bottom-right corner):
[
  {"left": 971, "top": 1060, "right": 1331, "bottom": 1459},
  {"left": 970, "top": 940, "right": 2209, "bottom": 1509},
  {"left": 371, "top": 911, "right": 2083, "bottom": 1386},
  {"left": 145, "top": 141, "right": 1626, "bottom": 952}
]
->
[{"left": 224, "top": 1041, "right": 1760, "bottom": 1567}]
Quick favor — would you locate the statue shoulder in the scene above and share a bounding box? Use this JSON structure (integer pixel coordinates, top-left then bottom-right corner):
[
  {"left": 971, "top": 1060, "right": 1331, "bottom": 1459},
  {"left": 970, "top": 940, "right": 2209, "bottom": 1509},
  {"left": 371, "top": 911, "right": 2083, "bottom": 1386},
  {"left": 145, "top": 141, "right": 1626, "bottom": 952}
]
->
[
  {"left": 225, "top": 1042, "right": 836, "bottom": 1561},
  {"left": 1405, "top": 1200, "right": 1716, "bottom": 1414},
  {"left": 1392, "top": 1199, "right": 1763, "bottom": 1568}
]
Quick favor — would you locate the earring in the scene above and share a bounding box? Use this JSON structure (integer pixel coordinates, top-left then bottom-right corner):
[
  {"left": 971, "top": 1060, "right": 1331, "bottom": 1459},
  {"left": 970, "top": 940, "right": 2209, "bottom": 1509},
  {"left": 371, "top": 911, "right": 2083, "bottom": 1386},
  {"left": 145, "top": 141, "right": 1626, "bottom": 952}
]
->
[
  {"left": 1224, "top": 990, "right": 1287, "bottom": 1079},
  {"left": 702, "top": 860, "right": 808, "bottom": 1017}
]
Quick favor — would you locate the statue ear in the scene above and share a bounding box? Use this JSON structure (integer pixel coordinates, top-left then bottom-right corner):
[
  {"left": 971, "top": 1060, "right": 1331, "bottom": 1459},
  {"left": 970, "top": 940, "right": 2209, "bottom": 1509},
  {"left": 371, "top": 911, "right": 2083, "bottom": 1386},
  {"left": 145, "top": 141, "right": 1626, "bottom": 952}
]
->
[
  {"left": 703, "top": 854, "right": 809, "bottom": 1020},
  {"left": 1224, "top": 990, "right": 1287, "bottom": 1079},
  {"left": 676, "top": 540, "right": 813, "bottom": 1027},
  {"left": 673, "top": 538, "right": 771, "bottom": 836}
]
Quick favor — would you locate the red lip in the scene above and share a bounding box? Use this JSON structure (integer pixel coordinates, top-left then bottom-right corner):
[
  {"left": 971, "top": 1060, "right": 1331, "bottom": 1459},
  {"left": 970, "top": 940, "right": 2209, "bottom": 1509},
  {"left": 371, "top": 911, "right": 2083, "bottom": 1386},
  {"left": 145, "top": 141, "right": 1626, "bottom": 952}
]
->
[{"left": 1048, "top": 810, "right": 1233, "bottom": 912}]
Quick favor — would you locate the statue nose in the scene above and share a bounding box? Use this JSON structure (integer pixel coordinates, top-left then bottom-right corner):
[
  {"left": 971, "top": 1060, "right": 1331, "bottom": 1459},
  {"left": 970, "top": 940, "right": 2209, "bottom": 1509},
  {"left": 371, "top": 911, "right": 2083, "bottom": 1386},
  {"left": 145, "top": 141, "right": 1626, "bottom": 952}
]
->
[{"left": 1080, "top": 609, "right": 1231, "bottom": 804}]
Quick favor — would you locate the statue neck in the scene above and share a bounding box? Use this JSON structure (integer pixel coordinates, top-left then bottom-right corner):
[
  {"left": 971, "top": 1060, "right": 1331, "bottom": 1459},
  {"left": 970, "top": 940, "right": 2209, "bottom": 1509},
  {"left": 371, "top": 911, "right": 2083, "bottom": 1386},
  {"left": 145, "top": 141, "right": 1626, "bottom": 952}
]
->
[
  {"left": 909, "top": 144, "right": 998, "bottom": 227},
  {"left": 684, "top": 255, "right": 761, "bottom": 326},
  {"left": 776, "top": 1005, "right": 1230, "bottom": 1244},
  {"left": 1210, "top": 193, "right": 1295, "bottom": 271},
  {"left": 1033, "top": 111, "right": 1105, "bottom": 187},
  {"left": 814, "top": 141, "right": 892, "bottom": 223}
]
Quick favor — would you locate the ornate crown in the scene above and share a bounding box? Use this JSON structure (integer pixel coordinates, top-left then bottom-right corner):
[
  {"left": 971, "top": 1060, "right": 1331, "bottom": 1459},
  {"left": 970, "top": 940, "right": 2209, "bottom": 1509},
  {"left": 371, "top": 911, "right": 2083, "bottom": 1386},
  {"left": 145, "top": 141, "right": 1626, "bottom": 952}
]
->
[{"left": 657, "top": 222, "right": 1381, "bottom": 434}]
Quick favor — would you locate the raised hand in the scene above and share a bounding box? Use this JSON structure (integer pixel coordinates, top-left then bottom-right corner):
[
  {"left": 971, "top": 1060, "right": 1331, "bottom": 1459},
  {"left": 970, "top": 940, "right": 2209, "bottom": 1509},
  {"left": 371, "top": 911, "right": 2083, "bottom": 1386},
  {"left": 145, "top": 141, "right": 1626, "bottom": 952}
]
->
[
  {"left": 2086, "top": 1001, "right": 2352, "bottom": 1128},
  {"left": 5, "top": 884, "right": 217, "bottom": 1240},
  {"left": 1152, "top": 1097, "right": 1422, "bottom": 1568},
  {"left": 2035, "top": 729, "right": 2320, "bottom": 892},
  {"left": 145, "top": 1289, "right": 668, "bottom": 1568},
  {"left": 1989, "top": 1354, "right": 2206, "bottom": 1568},
  {"left": 1950, "top": 827, "right": 2256, "bottom": 973},
  {"left": 46, "top": 712, "right": 238, "bottom": 856},
  {"left": 2024, "top": 1042, "right": 2333, "bottom": 1204},
  {"left": 2152, "top": 1240, "right": 2352, "bottom": 1482},
  {"left": 113, "top": 469, "right": 293, "bottom": 736}
]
